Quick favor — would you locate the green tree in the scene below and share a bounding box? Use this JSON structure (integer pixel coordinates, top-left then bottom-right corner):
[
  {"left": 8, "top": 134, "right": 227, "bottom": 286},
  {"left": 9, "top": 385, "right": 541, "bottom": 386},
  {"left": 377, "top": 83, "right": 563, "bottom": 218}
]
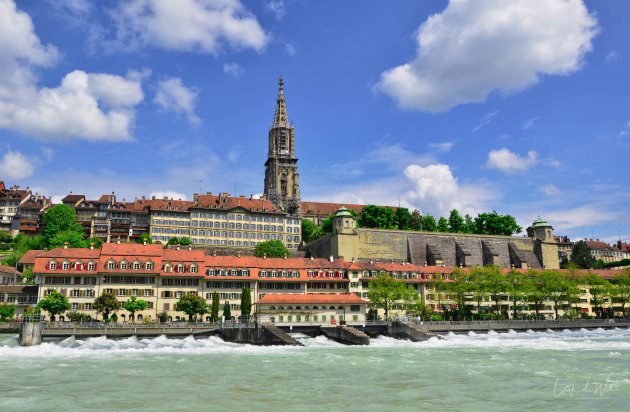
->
[
  {"left": 395, "top": 207, "right": 412, "bottom": 230},
  {"left": 223, "top": 301, "right": 232, "bottom": 320},
  {"left": 409, "top": 210, "right": 423, "bottom": 231},
  {"left": 42, "top": 204, "right": 85, "bottom": 248},
  {"left": 321, "top": 215, "right": 335, "bottom": 234},
  {"left": 448, "top": 209, "right": 465, "bottom": 233},
  {"left": 301, "top": 219, "right": 323, "bottom": 243},
  {"left": 37, "top": 291, "right": 70, "bottom": 321},
  {"left": 1, "top": 234, "right": 44, "bottom": 267},
  {"left": 167, "top": 237, "right": 192, "bottom": 246},
  {"left": 21, "top": 267, "right": 36, "bottom": 285},
  {"left": 137, "top": 233, "right": 153, "bottom": 244},
  {"left": 358, "top": 205, "right": 397, "bottom": 229},
  {"left": 368, "top": 273, "right": 416, "bottom": 319},
  {"left": 481, "top": 266, "right": 507, "bottom": 317},
  {"left": 93, "top": 293, "right": 121, "bottom": 321},
  {"left": 211, "top": 291, "right": 220, "bottom": 322},
  {"left": 124, "top": 296, "right": 149, "bottom": 321},
  {"left": 175, "top": 293, "right": 207, "bottom": 322},
  {"left": 473, "top": 211, "right": 522, "bottom": 236},
  {"left": 463, "top": 214, "right": 475, "bottom": 234},
  {"left": 240, "top": 287, "right": 252, "bottom": 318},
  {"left": 47, "top": 231, "right": 86, "bottom": 249},
  {"left": 544, "top": 270, "right": 572, "bottom": 319},
  {"left": 254, "top": 240, "right": 290, "bottom": 258},
  {"left": 506, "top": 270, "right": 528, "bottom": 319},
  {"left": 85, "top": 237, "right": 103, "bottom": 248},
  {"left": 570, "top": 241, "right": 596, "bottom": 269},
  {"left": 423, "top": 214, "right": 437, "bottom": 232},
  {"left": 524, "top": 270, "right": 552, "bottom": 319},
  {"left": 0, "top": 303, "right": 16, "bottom": 321},
  {"left": 582, "top": 273, "right": 610, "bottom": 318},
  {"left": 611, "top": 269, "right": 630, "bottom": 316},
  {"left": 437, "top": 217, "right": 449, "bottom": 232}
]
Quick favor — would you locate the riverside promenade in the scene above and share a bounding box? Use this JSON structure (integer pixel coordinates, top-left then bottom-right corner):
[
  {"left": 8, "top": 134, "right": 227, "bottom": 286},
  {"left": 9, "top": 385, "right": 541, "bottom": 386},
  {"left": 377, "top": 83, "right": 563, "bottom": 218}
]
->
[{"left": 412, "top": 318, "right": 630, "bottom": 333}]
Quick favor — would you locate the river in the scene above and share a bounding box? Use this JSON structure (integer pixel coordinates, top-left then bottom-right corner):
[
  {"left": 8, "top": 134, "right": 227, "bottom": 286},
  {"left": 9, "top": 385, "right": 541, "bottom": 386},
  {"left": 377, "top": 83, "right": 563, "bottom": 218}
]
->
[{"left": 1, "top": 328, "right": 629, "bottom": 411}]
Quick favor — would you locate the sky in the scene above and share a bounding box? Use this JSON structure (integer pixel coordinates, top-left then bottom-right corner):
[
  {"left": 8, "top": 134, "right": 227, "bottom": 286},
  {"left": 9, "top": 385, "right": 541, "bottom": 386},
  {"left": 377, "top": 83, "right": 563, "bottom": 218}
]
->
[{"left": 0, "top": 0, "right": 629, "bottom": 243}]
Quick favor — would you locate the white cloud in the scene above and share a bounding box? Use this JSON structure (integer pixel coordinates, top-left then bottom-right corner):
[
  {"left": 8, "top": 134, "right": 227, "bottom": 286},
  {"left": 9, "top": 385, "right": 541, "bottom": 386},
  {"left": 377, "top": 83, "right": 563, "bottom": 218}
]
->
[
  {"left": 404, "top": 164, "right": 494, "bottom": 216},
  {"left": 154, "top": 77, "right": 200, "bottom": 126},
  {"left": 285, "top": 43, "right": 296, "bottom": 56},
  {"left": 544, "top": 205, "right": 618, "bottom": 230},
  {"left": 539, "top": 183, "right": 560, "bottom": 196},
  {"left": 428, "top": 141, "right": 455, "bottom": 152},
  {"left": 0, "top": 0, "right": 144, "bottom": 141},
  {"left": 266, "top": 1, "right": 286, "bottom": 21},
  {"left": 375, "top": 0, "right": 598, "bottom": 112},
  {"left": 605, "top": 50, "right": 621, "bottom": 63},
  {"left": 487, "top": 148, "right": 538, "bottom": 174},
  {"left": 149, "top": 191, "right": 188, "bottom": 200},
  {"left": 223, "top": 62, "right": 244, "bottom": 78},
  {"left": 111, "top": 0, "right": 269, "bottom": 55},
  {"left": 522, "top": 116, "right": 540, "bottom": 130},
  {"left": 0, "top": 150, "right": 34, "bottom": 180},
  {"left": 473, "top": 111, "right": 498, "bottom": 132}
]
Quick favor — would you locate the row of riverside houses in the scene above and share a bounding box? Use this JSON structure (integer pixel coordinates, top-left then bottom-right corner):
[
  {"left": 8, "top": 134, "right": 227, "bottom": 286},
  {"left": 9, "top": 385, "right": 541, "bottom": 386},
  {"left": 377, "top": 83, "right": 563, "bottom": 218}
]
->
[{"left": 14, "top": 242, "right": 629, "bottom": 323}]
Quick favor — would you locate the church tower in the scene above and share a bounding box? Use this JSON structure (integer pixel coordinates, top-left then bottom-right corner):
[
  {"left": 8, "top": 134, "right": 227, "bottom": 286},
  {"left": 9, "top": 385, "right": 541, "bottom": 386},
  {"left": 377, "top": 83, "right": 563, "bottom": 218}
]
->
[{"left": 264, "top": 76, "right": 301, "bottom": 216}]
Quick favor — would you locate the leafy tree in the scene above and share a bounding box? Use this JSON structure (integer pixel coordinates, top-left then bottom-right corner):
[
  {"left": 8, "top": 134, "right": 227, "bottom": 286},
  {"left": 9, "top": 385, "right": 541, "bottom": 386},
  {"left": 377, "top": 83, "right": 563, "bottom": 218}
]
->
[
  {"left": 437, "top": 217, "right": 449, "bottom": 232},
  {"left": 21, "top": 267, "right": 36, "bottom": 285},
  {"left": 395, "top": 207, "right": 412, "bottom": 230},
  {"left": 570, "top": 241, "right": 596, "bottom": 269},
  {"left": 37, "top": 291, "right": 70, "bottom": 321},
  {"left": 463, "top": 214, "right": 475, "bottom": 234},
  {"left": 1, "top": 234, "right": 44, "bottom": 267},
  {"left": 409, "top": 210, "right": 423, "bottom": 231},
  {"left": 0, "top": 303, "right": 16, "bottom": 321},
  {"left": 223, "top": 301, "right": 232, "bottom": 320},
  {"left": 582, "top": 273, "right": 610, "bottom": 318},
  {"left": 358, "top": 205, "right": 397, "bottom": 229},
  {"left": 167, "top": 237, "right": 192, "bottom": 246},
  {"left": 211, "top": 291, "right": 220, "bottom": 322},
  {"left": 524, "top": 271, "right": 550, "bottom": 319},
  {"left": 321, "top": 215, "right": 335, "bottom": 234},
  {"left": 254, "top": 240, "right": 290, "bottom": 258},
  {"left": 66, "top": 311, "right": 91, "bottom": 322},
  {"left": 42, "top": 204, "right": 85, "bottom": 249},
  {"left": 47, "top": 231, "right": 86, "bottom": 249},
  {"left": 175, "top": 293, "right": 207, "bottom": 322},
  {"left": 481, "top": 266, "right": 507, "bottom": 316},
  {"left": 93, "top": 293, "right": 121, "bottom": 320},
  {"left": 506, "top": 270, "right": 528, "bottom": 319},
  {"left": 124, "top": 296, "right": 149, "bottom": 321},
  {"left": 85, "top": 237, "right": 103, "bottom": 248},
  {"left": 544, "top": 270, "right": 572, "bottom": 319},
  {"left": 448, "top": 209, "right": 465, "bottom": 233},
  {"left": 423, "top": 214, "right": 437, "bottom": 232},
  {"left": 240, "top": 287, "right": 252, "bottom": 318},
  {"left": 301, "top": 219, "right": 323, "bottom": 243},
  {"left": 368, "top": 273, "right": 416, "bottom": 319},
  {"left": 468, "top": 267, "right": 491, "bottom": 317},
  {"left": 611, "top": 269, "right": 630, "bottom": 317},
  {"left": 137, "top": 233, "right": 153, "bottom": 244},
  {"left": 473, "top": 211, "right": 522, "bottom": 236}
]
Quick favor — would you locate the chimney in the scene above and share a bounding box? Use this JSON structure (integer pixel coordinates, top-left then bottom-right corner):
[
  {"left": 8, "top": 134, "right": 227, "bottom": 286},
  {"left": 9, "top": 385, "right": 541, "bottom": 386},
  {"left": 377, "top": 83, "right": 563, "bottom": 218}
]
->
[
  {"left": 310, "top": 256, "right": 314, "bottom": 261},
  {"left": 63, "top": 242, "right": 68, "bottom": 249},
  {"left": 143, "top": 240, "right": 147, "bottom": 245},
  {"left": 351, "top": 258, "right": 355, "bottom": 263},
  {"left": 116, "top": 240, "right": 120, "bottom": 245},
  {"left": 284, "top": 254, "right": 287, "bottom": 259},
  {"left": 329, "top": 255, "right": 334, "bottom": 262},
  {"left": 188, "top": 246, "right": 192, "bottom": 251},
  {"left": 90, "top": 243, "right": 94, "bottom": 250},
  {"left": 424, "top": 261, "right": 427, "bottom": 267},
  {"left": 176, "top": 245, "right": 180, "bottom": 251},
  {"left": 263, "top": 253, "right": 267, "bottom": 259}
]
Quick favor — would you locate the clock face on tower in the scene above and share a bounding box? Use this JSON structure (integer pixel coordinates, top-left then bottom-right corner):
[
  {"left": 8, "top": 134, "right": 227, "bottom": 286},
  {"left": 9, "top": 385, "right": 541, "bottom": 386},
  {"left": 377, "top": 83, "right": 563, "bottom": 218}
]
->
[{"left": 264, "top": 77, "right": 301, "bottom": 216}]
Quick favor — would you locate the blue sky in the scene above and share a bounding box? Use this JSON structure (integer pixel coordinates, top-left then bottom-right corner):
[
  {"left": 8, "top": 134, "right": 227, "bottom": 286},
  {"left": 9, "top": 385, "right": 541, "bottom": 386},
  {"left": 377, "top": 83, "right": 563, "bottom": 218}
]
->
[{"left": 0, "top": 0, "right": 628, "bottom": 242}]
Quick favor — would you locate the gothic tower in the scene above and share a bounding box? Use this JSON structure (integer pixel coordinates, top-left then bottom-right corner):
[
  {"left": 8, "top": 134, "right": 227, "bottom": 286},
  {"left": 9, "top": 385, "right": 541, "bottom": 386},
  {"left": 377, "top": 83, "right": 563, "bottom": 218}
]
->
[{"left": 264, "top": 76, "right": 301, "bottom": 216}]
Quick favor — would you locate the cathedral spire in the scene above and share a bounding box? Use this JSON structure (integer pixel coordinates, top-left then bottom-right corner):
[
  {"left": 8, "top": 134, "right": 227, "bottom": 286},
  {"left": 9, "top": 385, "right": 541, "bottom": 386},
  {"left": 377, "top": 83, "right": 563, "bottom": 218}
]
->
[{"left": 272, "top": 75, "right": 290, "bottom": 128}]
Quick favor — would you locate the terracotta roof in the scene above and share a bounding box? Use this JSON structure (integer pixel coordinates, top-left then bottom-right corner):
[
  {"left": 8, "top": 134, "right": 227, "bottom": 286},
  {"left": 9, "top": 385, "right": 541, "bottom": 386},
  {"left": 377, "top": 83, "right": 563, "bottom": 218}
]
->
[
  {"left": 39, "top": 248, "right": 101, "bottom": 259},
  {"left": 18, "top": 200, "right": 46, "bottom": 210},
  {"left": 98, "top": 194, "right": 116, "bottom": 203},
  {"left": 256, "top": 293, "right": 367, "bottom": 305},
  {"left": 195, "top": 194, "right": 279, "bottom": 213},
  {"left": 0, "top": 265, "right": 19, "bottom": 275},
  {"left": 19, "top": 249, "right": 45, "bottom": 265},
  {"left": 135, "top": 198, "right": 194, "bottom": 212},
  {"left": 101, "top": 243, "right": 164, "bottom": 256},
  {"left": 163, "top": 248, "right": 206, "bottom": 262},
  {"left": 301, "top": 201, "right": 365, "bottom": 218},
  {"left": 584, "top": 240, "right": 612, "bottom": 250},
  {"left": 62, "top": 194, "right": 85, "bottom": 203}
]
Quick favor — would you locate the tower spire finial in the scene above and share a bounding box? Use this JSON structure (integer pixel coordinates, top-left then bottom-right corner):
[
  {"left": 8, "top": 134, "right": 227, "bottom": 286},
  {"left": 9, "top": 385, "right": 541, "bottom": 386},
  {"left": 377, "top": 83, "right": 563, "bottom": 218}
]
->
[{"left": 272, "top": 75, "right": 289, "bottom": 128}]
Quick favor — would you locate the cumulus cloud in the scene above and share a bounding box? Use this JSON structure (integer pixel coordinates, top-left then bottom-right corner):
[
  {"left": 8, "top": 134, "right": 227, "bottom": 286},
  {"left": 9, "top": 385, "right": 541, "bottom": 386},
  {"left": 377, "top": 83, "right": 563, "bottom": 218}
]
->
[
  {"left": 0, "top": 150, "right": 34, "bottom": 180},
  {"left": 404, "top": 164, "right": 494, "bottom": 216},
  {"left": 0, "top": 0, "right": 144, "bottom": 141},
  {"left": 154, "top": 77, "right": 200, "bottom": 126},
  {"left": 149, "top": 191, "right": 188, "bottom": 200},
  {"left": 266, "top": 0, "right": 286, "bottom": 20},
  {"left": 487, "top": 148, "right": 539, "bottom": 174},
  {"left": 111, "top": 0, "right": 269, "bottom": 55},
  {"left": 223, "top": 62, "right": 244, "bottom": 78},
  {"left": 375, "top": 0, "right": 598, "bottom": 112}
]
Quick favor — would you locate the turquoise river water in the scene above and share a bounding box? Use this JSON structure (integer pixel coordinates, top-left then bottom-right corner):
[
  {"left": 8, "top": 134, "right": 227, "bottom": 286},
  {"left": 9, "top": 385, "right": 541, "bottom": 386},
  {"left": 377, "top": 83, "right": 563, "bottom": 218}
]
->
[{"left": 1, "top": 328, "right": 629, "bottom": 411}]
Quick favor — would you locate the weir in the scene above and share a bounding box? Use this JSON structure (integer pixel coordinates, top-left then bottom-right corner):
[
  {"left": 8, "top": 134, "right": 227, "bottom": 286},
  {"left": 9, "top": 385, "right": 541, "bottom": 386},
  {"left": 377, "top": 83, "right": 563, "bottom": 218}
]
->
[
  {"left": 387, "top": 322, "right": 437, "bottom": 342},
  {"left": 219, "top": 324, "right": 302, "bottom": 346},
  {"left": 320, "top": 325, "right": 370, "bottom": 345}
]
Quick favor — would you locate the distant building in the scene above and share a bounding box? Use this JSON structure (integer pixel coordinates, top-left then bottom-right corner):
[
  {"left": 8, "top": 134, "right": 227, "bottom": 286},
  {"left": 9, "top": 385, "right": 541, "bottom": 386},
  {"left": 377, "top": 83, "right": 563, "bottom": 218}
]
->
[
  {"left": 584, "top": 239, "right": 629, "bottom": 263},
  {"left": 0, "top": 183, "right": 31, "bottom": 233}
]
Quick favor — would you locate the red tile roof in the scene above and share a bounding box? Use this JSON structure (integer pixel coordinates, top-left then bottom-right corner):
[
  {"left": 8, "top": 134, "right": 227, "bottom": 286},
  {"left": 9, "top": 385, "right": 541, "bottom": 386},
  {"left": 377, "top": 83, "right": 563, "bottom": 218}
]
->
[
  {"left": 0, "top": 181, "right": 4, "bottom": 191},
  {"left": 585, "top": 240, "right": 612, "bottom": 250},
  {"left": 256, "top": 293, "right": 367, "bottom": 305},
  {"left": 196, "top": 193, "right": 279, "bottom": 213},
  {"left": 301, "top": 201, "right": 365, "bottom": 218},
  {"left": 62, "top": 194, "right": 85, "bottom": 203},
  {"left": 19, "top": 249, "right": 45, "bottom": 265},
  {"left": 0, "top": 265, "right": 19, "bottom": 275},
  {"left": 101, "top": 243, "right": 164, "bottom": 256}
]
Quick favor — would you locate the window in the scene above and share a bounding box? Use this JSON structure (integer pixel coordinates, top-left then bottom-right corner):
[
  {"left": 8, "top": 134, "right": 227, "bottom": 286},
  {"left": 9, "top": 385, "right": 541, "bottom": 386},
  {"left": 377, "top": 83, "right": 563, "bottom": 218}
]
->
[
  {"left": 146, "top": 262, "right": 154, "bottom": 270},
  {"left": 120, "top": 262, "right": 128, "bottom": 270},
  {"left": 87, "top": 262, "right": 96, "bottom": 271},
  {"left": 144, "top": 289, "right": 152, "bottom": 297},
  {"left": 49, "top": 261, "right": 57, "bottom": 270},
  {"left": 190, "top": 265, "right": 198, "bottom": 273},
  {"left": 133, "top": 262, "right": 141, "bottom": 270},
  {"left": 132, "top": 289, "right": 139, "bottom": 296},
  {"left": 72, "top": 289, "right": 80, "bottom": 297},
  {"left": 62, "top": 262, "right": 70, "bottom": 270},
  {"left": 118, "top": 289, "right": 126, "bottom": 296},
  {"left": 72, "top": 303, "right": 79, "bottom": 310},
  {"left": 107, "top": 261, "right": 115, "bottom": 270},
  {"left": 177, "top": 264, "right": 185, "bottom": 273},
  {"left": 84, "top": 303, "right": 92, "bottom": 310},
  {"left": 85, "top": 290, "right": 94, "bottom": 298}
]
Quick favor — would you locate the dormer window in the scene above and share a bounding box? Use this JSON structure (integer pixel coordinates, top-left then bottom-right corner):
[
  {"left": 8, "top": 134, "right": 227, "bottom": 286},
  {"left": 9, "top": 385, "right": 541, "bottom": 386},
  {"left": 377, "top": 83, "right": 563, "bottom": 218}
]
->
[
  {"left": 87, "top": 262, "right": 96, "bottom": 271},
  {"left": 164, "top": 263, "right": 172, "bottom": 272},
  {"left": 49, "top": 261, "right": 57, "bottom": 270},
  {"left": 177, "top": 264, "right": 185, "bottom": 273},
  {"left": 190, "top": 265, "right": 198, "bottom": 274},
  {"left": 62, "top": 261, "right": 70, "bottom": 271},
  {"left": 120, "top": 261, "right": 128, "bottom": 270},
  {"left": 133, "top": 261, "right": 141, "bottom": 270},
  {"left": 107, "top": 261, "right": 115, "bottom": 270},
  {"left": 74, "top": 262, "right": 83, "bottom": 271},
  {"left": 230, "top": 270, "right": 237, "bottom": 276},
  {"left": 146, "top": 262, "right": 154, "bottom": 270},
  {"left": 207, "top": 269, "right": 216, "bottom": 276}
]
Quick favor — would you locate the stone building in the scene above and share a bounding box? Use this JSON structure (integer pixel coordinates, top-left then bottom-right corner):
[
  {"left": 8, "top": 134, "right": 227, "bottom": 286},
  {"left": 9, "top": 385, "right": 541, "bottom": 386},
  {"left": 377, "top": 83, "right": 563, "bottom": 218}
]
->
[
  {"left": 263, "top": 76, "right": 301, "bottom": 216},
  {"left": 306, "top": 208, "right": 561, "bottom": 270}
]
